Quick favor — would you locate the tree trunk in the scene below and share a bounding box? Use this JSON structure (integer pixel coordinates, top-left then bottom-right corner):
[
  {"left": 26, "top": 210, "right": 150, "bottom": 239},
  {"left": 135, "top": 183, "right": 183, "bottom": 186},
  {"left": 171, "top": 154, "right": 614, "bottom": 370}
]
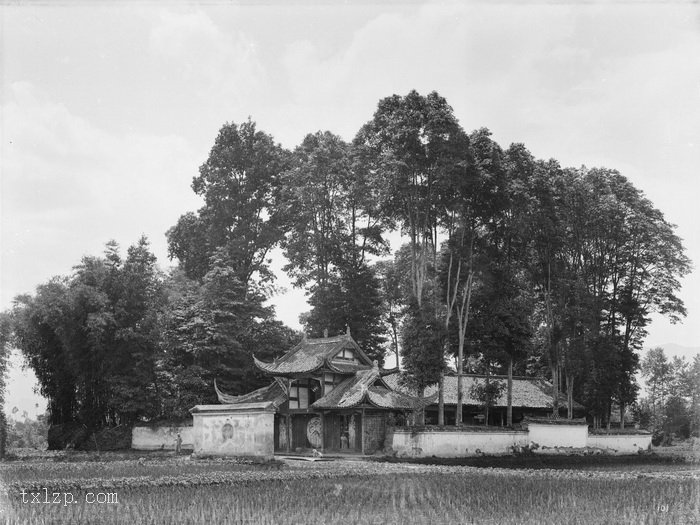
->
[
  {"left": 485, "top": 366, "right": 491, "bottom": 426},
  {"left": 566, "top": 373, "right": 574, "bottom": 419},
  {"left": 620, "top": 404, "right": 625, "bottom": 430},
  {"left": 393, "top": 327, "right": 400, "bottom": 370},
  {"left": 416, "top": 387, "right": 425, "bottom": 426},
  {"left": 456, "top": 339, "right": 464, "bottom": 426},
  {"left": 507, "top": 357, "right": 513, "bottom": 427},
  {"left": 438, "top": 372, "right": 445, "bottom": 426},
  {"left": 551, "top": 361, "right": 559, "bottom": 418}
]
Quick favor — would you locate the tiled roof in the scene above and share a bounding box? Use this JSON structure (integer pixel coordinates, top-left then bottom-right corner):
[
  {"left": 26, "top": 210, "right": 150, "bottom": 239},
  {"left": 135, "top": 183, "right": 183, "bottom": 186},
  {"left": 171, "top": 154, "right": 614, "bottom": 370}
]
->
[
  {"left": 312, "top": 367, "right": 432, "bottom": 410},
  {"left": 254, "top": 334, "right": 372, "bottom": 375},
  {"left": 382, "top": 373, "right": 583, "bottom": 410},
  {"left": 366, "top": 386, "right": 436, "bottom": 410},
  {"left": 326, "top": 362, "right": 371, "bottom": 374},
  {"left": 215, "top": 379, "right": 287, "bottom": 408}
]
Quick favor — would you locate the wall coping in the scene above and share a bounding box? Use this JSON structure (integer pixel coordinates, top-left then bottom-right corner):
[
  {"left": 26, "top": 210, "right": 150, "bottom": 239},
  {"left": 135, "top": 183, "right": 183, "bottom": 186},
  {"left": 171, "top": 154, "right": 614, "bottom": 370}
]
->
[
  {"left": 525, "top": 417, "right": 588, "bottom": 426},
  {"left": 395, "top": 426, "right": 528, "bottom": 435},
  {"left": 190, "top": 402, "right": 276, "bottom": 414},
  {"left": 589, "top": 429, "right": 652, "bottom": 436},
  {"left": 133, "top": 423, "right": 193, "bottom": 429}
]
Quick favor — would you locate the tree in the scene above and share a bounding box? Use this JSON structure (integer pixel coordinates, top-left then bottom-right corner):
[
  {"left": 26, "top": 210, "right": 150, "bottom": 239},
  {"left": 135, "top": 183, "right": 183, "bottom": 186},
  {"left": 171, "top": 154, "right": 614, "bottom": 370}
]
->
[
  {"left": 0, "top": 313, "right": 12, "bottom": 457},
  {"left": 11, "top": 281, "right": 77, "bottom": 426},
  {"left": 400, "top": 300, "right": 444, "bottom": 400},
  {"left": 641, "top": 347, "right": 670, "bottom": 426},
  {"left": 357, "top": 90, "right": 470, "bottom": 425},
  {"left": 283, "top": 131, "right": 389, "bottom": 361},
  {"left": 167, "top": 119, "right": 290, "bottom": 287},
  {"left": 685, "top": 354, "right": 700, "bottom": 436},
  {"left": 469, "top": 377, "right": 505, "bottom": 426},
  {"left": 11, "top": 238, "right": 167, "bottom": 430},
  {"left": 356, "top": 90, "right": 469, "bottom": 308},
  {"left": 160, "top": 254, "right": 300, "bottom": 417},
  {"left": 375, "top": 259, "right": 407, "bottom": 368}
]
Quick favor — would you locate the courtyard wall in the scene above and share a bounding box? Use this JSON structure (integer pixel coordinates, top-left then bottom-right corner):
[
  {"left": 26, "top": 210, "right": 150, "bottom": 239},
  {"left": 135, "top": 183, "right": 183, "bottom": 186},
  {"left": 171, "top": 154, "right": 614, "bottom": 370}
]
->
[
  {"left": 132, "top": 425, "right": 193, "bottom": 451},
  {"left": 189, "top": 402, "right": 275, "bottom": 458},
  {"left": 392, "top": 420, "right": 651, "bottom": 457}
]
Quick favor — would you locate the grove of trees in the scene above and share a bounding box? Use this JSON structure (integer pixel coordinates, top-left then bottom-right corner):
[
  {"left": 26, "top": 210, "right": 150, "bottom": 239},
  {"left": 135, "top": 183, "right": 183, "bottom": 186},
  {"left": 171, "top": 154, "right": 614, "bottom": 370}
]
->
[
  {"left": 639, "top": 347, "right": 700, "bottom": 441},
  {"left": 2, "top": 90, "right": 692, "bottom": 443}
]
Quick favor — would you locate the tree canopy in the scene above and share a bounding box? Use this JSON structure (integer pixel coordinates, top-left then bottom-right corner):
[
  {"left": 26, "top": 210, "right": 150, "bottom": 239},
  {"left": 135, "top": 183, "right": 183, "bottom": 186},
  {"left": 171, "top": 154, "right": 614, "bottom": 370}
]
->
[{"left": 4, "top": 90, "right": 691, "bottom": 435}]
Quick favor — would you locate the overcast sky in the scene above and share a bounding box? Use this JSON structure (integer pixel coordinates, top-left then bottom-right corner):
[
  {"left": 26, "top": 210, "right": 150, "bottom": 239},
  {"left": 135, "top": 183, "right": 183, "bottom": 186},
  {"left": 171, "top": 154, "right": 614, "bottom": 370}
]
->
[{"left": 2, "top": 1, "right": 699, "bottom": 412}]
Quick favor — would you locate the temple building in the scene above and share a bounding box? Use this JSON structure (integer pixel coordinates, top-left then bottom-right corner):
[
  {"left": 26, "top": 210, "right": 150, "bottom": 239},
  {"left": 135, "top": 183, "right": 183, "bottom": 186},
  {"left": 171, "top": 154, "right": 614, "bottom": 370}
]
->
[
  {"left": 383, "top": 373, "right": 585, "bottom": 426},
  {"left": 215, "top": 330, "right": 431, "bottom": 455},
  {"left": 206, "top": 330, "right": 585, "bottom": 457}
]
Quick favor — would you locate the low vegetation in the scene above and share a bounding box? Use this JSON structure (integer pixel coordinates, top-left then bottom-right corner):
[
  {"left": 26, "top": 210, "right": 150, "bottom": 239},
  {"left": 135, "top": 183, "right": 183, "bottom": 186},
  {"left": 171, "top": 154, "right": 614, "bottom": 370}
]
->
[{"left": 1, "top": 454, "right": 697, "bottom": 524}]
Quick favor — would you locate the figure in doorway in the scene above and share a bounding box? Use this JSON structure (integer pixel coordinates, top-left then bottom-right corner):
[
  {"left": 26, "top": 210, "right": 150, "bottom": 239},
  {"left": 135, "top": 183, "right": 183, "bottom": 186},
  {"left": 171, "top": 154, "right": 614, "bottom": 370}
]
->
[{"left": 348, "top": 414, "right": 356, "bottom": 449}]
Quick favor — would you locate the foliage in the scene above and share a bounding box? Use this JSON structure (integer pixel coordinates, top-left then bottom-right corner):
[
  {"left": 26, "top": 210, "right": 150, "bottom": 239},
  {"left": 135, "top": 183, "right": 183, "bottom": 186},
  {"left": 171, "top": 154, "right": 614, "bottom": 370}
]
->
[
  {"left": 167, "top": 119, "right": 290, "bottom": 285},
  {"left": 399, "top": 301, "right": 445, "bottom": 392},
  {"left": 6, "top": 414, "right": 49, "bottom": 450},
  {"left": 0, "top": 313, "right": 11, "bottom": 457},
  {"left": 2, "top": 90, "right": 692, "bottom": 437},
  {"left": 1, "top": 456, "right": 698, "bottom": 525},
  {"left": 469, "top": 378, "right": 506, "bottom": 423},
  {"left": 355, "top": 90, "right": 470, "bottom": 308},
  {"left": 640, "top": 348, "right": 700, "bottom": 439},
  {"left": 283, "top": 131, "right": 389, "bottom": 361},
  {"left": 11, "top": 238, "right": 166, "bottom": 429},
  {"left": 160, "top": 259, "right": 300, "bottom": 417}
]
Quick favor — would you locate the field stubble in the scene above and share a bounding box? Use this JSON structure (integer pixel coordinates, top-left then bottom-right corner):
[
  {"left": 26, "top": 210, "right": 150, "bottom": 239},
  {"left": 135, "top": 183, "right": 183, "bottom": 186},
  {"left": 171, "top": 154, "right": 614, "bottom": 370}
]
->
[{"left": 0, "top": 454, "right": 698, "bottom": 524}]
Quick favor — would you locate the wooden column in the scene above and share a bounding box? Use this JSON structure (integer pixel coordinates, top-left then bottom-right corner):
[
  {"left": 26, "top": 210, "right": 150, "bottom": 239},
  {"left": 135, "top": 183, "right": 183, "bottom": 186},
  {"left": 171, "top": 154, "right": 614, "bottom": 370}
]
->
[
  {"left": 286, "top": 413, "right": 291, "bottom": 452},
  {"left": 286, "top": 378, "right": 291, "bottom": 453},
  {"left": 361, "top": 408, "right": 366, "bottom": 455},
  {"left": 320, "top": 412, "right": 325, "bottom": 452}
]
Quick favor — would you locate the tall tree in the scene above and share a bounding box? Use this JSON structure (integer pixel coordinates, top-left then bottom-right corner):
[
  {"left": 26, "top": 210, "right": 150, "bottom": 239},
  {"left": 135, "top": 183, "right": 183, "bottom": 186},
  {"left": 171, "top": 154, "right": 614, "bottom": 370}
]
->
[
  {"left": 167, "top": 119, "right": 290, "bottom": 287},
  {"left": 283, "top": 131, "right": 389, "bottom": 361},
  {"left": 641, "top": 347, "right": 671, "bottom": 425},
  {"left": 356, "top": 90, "right": 469, "bottom": 308},
  {"left": 357, "top": 90, "right": 470, "bottom": 424},
  {"left": 11, "top": 239, "right": 167, "bottom": 430},
  {"left": 0, "top": 313, "right": 12, "bottom": 457},
  {"left": 161, "top": 254, "right": 299, "bottom": 416}
]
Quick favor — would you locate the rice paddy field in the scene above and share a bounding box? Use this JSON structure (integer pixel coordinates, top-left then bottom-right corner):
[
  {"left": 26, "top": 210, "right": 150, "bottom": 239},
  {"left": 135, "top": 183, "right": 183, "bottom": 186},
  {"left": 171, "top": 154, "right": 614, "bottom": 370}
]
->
[{"left": 1, "top": 452, "right": 698, "bottom": 524}]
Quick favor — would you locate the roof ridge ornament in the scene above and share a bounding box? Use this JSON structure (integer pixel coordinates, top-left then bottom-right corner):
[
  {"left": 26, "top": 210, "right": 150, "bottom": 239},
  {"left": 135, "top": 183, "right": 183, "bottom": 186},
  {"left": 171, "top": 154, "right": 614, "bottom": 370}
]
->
[
  {"left": 323, "top": 328, "right": 329, "bottom": 338},
  {"left": 346, "top": 325, "right": 351, "bottom": 337}
]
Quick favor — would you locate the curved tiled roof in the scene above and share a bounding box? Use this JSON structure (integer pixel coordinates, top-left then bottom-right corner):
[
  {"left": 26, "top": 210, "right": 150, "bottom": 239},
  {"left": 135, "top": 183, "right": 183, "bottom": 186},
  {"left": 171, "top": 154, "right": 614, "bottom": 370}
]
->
[
  {"left": 312, "top": 367, "right": 433, "bottom": 410},
  {"left": 382, "top": 373, "right": 583, "bottom": 410},
  {"left": 254, "top": 334, "right": 373, "bottom": 376},
  {"left": 214, "top": 379, "right": 287, "bottom": 408}
]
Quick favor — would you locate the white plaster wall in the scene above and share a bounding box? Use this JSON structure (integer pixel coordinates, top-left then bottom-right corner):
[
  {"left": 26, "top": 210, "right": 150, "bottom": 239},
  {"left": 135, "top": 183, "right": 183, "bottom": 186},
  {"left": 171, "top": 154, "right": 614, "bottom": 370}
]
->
[
  {"left": 587, "top": 434, "right": 651, "bottom": 454},
  {"left": 192, "top": 411, "right": 274, "bottom": 457},
  {"left": 528, "top": 423, "right": 588, "bottom": 449},
  {"left": 392, "top": 430, "right": 528, "bottom": 457},
  {"left": 132, "top": 426, "right": 193, "bottom": 451}
]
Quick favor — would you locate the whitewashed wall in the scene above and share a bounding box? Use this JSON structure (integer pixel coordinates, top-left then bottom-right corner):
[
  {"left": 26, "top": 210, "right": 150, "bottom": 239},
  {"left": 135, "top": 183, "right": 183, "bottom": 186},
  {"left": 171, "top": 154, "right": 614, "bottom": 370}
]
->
[
  {"left": 528, "top": 422, "right": 588, "bottom": 449},
  {"left": 392, "top": 423, "right": 651, "bottom": 457},
  {"left": 132, "top": 426, "right": 193, "bottom": 451},
  {"left": 190, "top": 403, "right": 275, "bottom": 457},
  {"left": 588, "top": 433, "right": 651, "bottom": 453},
  {"left": 392, "top": 429, "right": 529, "bottom": 457}
]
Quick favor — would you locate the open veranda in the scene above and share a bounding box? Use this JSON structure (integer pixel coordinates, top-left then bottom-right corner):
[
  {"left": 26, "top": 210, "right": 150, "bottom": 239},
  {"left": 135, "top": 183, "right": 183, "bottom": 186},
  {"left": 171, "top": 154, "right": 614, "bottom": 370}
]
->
[{"left": 0, "top": 451, "right": 698, "bottom": 524}]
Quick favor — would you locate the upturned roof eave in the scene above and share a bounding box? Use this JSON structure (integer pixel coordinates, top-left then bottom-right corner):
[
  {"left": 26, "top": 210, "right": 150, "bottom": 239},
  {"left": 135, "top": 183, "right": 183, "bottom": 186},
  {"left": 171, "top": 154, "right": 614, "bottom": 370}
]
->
[{"left": 253, "top": 355, "right": 326, "bottom": 376}]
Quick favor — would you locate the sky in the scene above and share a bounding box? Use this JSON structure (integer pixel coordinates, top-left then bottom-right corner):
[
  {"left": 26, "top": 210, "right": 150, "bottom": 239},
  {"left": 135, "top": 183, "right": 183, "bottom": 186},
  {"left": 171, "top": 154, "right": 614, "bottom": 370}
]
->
[{"left": 2, "top": 1, "right": 699, "bottom": 415}]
